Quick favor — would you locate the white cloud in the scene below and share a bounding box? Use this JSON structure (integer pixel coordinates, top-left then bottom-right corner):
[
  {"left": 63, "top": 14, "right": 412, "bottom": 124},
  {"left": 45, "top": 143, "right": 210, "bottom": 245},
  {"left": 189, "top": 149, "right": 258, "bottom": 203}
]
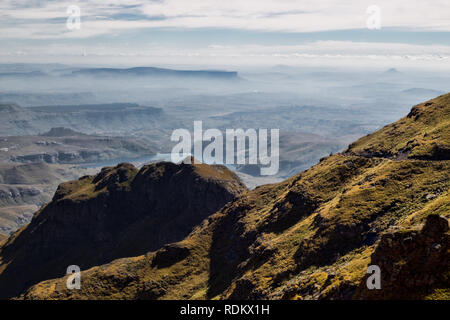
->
[
  {"left": 2, "top": 40, "right": 449, "bottom": 70},
  {"left": 139, "top": 0, "right": 450, "bottom": 32},
  {"left": 2, "top": 40, "right": 449, "bottom": 60},
  {"left": 1, "top": 0, "right": 450, "bottom": 68},
  {"left": 0, "top": 0, "right": 450, "bottom": 40}
]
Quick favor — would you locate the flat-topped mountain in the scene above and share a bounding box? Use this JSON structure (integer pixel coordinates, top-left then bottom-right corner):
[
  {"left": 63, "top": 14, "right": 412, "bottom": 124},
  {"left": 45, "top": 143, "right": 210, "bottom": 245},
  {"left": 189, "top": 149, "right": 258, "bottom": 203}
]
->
[
  {"left": 16, "top": 93, "right": 450, "bottom": 300},
  {"left": 0, "top": 161, "right": 246, "bottom": 298},
  {"left": 70, "top": 67, "right": 238, "bottom": 80}
]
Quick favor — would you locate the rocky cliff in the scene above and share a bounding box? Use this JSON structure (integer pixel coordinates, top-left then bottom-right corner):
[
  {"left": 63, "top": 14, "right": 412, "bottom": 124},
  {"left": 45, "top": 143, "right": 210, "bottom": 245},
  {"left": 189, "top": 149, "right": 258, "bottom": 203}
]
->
[
  {"left": 0, "top": 161, "right": 246, "bottom": 298},
  {"left": 356, "top": 214, "right": 449, "bottom": 299}
]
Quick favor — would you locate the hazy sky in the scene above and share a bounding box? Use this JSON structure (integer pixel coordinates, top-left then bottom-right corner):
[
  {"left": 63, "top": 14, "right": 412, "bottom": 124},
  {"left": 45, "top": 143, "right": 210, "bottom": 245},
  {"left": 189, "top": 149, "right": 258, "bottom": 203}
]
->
[{"left": 1, "top": 0, "right": 450, "bottom": 69}]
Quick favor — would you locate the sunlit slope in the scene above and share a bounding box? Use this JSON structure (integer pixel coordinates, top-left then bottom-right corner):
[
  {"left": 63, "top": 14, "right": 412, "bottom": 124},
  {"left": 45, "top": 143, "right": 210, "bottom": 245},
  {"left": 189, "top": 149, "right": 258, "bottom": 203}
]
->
[{"left": 346, "top": 93, "right": 450, "bottom": 160}]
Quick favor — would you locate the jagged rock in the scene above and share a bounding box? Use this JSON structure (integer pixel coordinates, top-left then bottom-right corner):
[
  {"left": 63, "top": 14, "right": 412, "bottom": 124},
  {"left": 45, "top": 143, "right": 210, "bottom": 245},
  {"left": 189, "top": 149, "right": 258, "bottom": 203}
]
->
[
  {"left": 356, "top": 215, "right": 449, "bottom": 299},
  {"left": 151, "top": 244, "right": 190, "bottom": 269},
  {"left": 422, "top": 214, "right": 449, "bottom": 235}
]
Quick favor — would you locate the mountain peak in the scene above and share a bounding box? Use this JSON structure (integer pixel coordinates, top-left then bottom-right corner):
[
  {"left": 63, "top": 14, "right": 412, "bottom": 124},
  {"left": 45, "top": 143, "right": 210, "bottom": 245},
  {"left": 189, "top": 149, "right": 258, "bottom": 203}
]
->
[
  {"left": 0, "top": 161, "right": 246, "bottom": 299},
  {"left": 384, "top": 67, "right": 401, "bottom": 74}
]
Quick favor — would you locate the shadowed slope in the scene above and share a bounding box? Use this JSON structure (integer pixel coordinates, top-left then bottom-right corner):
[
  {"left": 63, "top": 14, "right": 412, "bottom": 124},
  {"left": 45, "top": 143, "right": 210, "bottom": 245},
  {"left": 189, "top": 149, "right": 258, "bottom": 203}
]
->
[{"left": 0, "top": 161, "right": 246, "bottom": 299}]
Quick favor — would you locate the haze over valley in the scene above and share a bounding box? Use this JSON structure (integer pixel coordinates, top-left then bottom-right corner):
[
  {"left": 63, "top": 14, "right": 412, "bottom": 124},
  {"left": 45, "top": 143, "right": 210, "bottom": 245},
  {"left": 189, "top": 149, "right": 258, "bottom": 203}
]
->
[{"left": 0, "top": 62, "right": 449, "bottom": 235}]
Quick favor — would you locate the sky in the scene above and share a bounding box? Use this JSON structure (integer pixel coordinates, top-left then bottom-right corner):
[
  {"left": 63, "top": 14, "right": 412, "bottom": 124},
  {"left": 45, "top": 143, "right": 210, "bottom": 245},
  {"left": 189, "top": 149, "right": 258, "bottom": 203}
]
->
[{"left": 1, "top": 0, "right": 450, "bottom": 69}]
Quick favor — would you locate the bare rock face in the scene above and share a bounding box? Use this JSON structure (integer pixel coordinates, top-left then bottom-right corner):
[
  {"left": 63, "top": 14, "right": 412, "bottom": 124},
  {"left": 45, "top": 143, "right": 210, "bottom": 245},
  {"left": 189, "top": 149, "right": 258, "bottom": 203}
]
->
[
  {"left": 356, "top": 215, "right": 449, "bottom": 299},
  {"left": 0, "top": 161, "right": 246, "bottom": 299},
  {"left": 151, "top": 243, "right": 191, "bottom": 269},
  {"left": 422, "top": 214, "right": 449, "bottom": 235}
]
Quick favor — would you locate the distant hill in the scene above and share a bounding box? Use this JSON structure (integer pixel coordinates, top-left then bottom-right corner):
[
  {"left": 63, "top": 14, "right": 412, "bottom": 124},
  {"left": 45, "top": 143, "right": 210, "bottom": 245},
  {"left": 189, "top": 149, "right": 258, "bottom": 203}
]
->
[
  {"left": 0, "top": 129, "right": 158, "bottom": 164},
  {"left": 40, "top": 127, "right": 84, "bottom": 137},
  {"left": 0, "top": 71, "right": 47, "bottom": 78},
  {"left": 70, "top": 67, "right": 239, "bottom": 80},
  {"left": 0, "top": 103, "right": 166, "bottom": 136},
  {"left": 402, "top": 88, "right": 445, "bottom": 97},
  {"left": 384, "top": 68, "right": 401, "bottom": 75},
  {"left": 0, "top": 92, "right": 96, "bottom": 107},
  {"left": 16, "top": 93, "right": 449, "bottom": 300}
]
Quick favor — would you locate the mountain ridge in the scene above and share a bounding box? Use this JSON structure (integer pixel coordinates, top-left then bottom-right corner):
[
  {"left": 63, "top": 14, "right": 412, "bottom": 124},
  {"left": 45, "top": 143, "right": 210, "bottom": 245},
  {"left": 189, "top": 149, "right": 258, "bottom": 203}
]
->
[
  {"left": 2, "top": 93, "right": 449, "bottom": 300},
  {"left": 0, "top": 161, "right": 246, "bottom": 299}
]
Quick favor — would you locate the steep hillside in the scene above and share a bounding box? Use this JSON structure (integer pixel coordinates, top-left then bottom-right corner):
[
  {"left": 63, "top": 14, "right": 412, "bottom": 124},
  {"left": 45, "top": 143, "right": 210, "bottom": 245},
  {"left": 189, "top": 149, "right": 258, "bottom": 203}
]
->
[
  {"left": 20, "top": 93, "right": 450, "bottom": 300},
  {"left": 0, "top": 161, "right": 246, "bottom": 299}
]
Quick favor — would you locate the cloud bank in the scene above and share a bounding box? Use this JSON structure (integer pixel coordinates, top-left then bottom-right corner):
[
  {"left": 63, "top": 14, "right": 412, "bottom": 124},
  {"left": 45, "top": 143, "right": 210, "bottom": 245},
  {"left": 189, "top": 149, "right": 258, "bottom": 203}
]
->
[
  {"left": 1, "top": 0, "right": 450, "bottom": 39},
  {"left": 1, "top": 0, "right": 449, "bottom": 67}
]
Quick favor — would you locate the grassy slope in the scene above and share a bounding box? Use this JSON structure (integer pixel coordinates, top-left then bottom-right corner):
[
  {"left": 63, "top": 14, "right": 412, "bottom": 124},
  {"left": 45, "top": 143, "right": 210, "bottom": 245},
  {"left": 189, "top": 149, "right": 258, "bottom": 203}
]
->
[
  {"left": 346, "top": 93, "right": 450, "bottom": 160},
  {"left": 22, "top": 94, "right": 450, "bottom": 300}
]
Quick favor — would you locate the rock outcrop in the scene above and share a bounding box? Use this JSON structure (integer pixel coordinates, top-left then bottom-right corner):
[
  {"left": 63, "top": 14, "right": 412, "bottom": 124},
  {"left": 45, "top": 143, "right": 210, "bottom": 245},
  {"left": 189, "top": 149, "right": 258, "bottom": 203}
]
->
[
  {"left": 356, "top": 215, "right": 449, "bottom": 299},
  {"left": 0, "top": 161, "right": 246, "bottom": 299}
]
